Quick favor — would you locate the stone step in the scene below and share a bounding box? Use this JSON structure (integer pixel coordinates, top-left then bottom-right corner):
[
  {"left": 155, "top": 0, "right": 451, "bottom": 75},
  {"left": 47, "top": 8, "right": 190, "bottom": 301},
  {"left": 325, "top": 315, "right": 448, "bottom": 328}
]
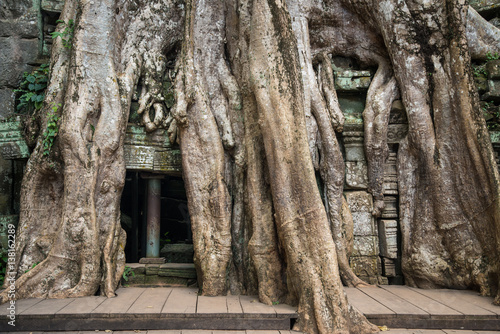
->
[{"left": 123, "top": 263, "right": 197, "bottom": 287}]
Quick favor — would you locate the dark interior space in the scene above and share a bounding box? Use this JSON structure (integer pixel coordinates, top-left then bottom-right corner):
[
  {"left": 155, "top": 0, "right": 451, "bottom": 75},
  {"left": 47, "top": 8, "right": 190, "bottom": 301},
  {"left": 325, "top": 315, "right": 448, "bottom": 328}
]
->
[{"left": 120, "top": 172, "right": 191, "bottom": 263}]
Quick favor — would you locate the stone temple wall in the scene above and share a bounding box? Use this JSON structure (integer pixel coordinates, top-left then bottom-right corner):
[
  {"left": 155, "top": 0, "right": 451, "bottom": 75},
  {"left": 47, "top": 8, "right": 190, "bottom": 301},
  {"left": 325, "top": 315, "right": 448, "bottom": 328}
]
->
[{"left": 1, "top": 0, "right": 500, "bottom": 285}]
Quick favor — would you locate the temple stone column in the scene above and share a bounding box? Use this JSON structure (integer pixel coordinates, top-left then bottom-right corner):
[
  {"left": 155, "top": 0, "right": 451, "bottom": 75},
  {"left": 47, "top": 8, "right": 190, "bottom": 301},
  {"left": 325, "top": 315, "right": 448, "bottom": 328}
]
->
[{"left": 140, "top": 174, "right": 165, "bottom": 264}]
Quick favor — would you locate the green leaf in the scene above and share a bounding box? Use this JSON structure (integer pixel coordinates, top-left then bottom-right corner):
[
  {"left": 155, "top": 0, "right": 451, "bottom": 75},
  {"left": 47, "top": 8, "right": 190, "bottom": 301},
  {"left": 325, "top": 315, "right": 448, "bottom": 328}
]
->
[
  {"left": 26, "top": 75, "right": 36, "bottom": 83},
  {"left": 28, "top": 83, "right": 35, "bottom": 91}
]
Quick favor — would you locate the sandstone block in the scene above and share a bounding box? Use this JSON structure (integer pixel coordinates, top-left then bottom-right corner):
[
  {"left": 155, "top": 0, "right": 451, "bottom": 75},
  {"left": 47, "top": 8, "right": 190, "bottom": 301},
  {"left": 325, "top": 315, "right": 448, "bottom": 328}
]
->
[
  {"left": 345, "top": 161, "right": 368, "bottom": 189},
  {"left": 378, "top": 220, "right": 398, "bottom": 259},
  {"left": 381, "top": 196, "right": 398, "bottom": 219},
  {"left": 382, "top": 257, "right": 397, "bottom": 277},
  {"left": 145, "top": 264, "right": 160, "bottom": 275},
  {"left": 349, "top": 256, "right": 381, "bottom": 278},
  {"left": 0, "top": 89, "right": 15, "bottom": 117},
  {"left": 387, "top": 124, "right": 409, "bottom": 144},
  {"left": 345, "top": 191, "right": 377, "bottom": 236},
  {"left": 0, "top": 37, "right": 39, "bottom": 87},
  {"left": 487, "top": 60, "right": 500, "bottom": 80},
  {"left": 352, "top": 236, "right": 379, "bottom": 257}
]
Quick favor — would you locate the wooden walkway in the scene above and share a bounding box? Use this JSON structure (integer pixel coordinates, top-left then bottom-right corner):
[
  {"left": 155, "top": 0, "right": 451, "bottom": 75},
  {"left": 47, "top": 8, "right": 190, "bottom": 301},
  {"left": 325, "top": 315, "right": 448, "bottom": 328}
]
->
[
  {"left": 1, "top": 285, "right": 500, "bottom": 332},
  {"left": 0, "top": 287, "right": 296, "bottom": 332},
  {"left": 345, "top": 285, "right": 500, "bottom": 331}
]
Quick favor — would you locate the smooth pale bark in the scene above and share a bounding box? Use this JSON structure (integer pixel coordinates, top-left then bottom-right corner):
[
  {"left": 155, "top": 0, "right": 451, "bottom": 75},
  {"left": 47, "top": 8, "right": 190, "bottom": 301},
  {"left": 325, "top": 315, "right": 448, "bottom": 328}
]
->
[
  {"left": 1, "top": 0, "right": 183, "bottom": 301},
  {"left": 249, "top": 0, "right": 377, "bottom": 332},
  {"left": 172, "top": 0, "right": 239, "bottom": 295},
  {"left": 371, "top": 0, "right": 500, "bottom": 301}
]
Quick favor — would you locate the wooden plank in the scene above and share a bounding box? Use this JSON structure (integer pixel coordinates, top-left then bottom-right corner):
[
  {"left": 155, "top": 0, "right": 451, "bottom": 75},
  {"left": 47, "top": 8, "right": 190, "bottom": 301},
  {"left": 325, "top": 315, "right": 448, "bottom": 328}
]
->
[
  {"left": 344, "top": 287, "right": 395, "bottom": 318},
  {"left": 19, "top": 297, "right": 75, "bottom": 315},
  {"left": 381, "top": 330, "right": 445, "bottom": 334},
  {"left": 411, "top": 288, "right": 496, "bottom": 318},
  {"left": 197, "top": 295, "right": 227, "bottom": 316},
  {"left": 422, "top": 289, "right": 500, "bottom": 317},
  {"left": 272, "top": 302, "right": 297, "bottom": 317},
  {"left": 358, "top": 286, "right": 429, "bottom": 318},
  {"left": 127, "top": 288, "right": 172, "bottom": 315},
  {"left": 55, "top": 296, "right": 107, "bottom": 316},
  {"left": 92, "top": 287, "right": 146, "bottom": 315},
  {"left": 239, "top": 295, "right": 276, "bottom": 318},
  {"left": 454, "top": 290, "right": 500, "bottom": 317},
  {"left": 227, "top": 295, "right": 243, "bottom": 314},
  {"left": 0, "top": 298, "right": 43, "bottom": 315},
  {"left": 162, "top": 287, "right": 198, "bottom": 315},
  {"left": 379, "top": 286, "right": 462, "bottom": 318},
  {"left": 146, "top": 331, "right": 182, "bottom": 334}
]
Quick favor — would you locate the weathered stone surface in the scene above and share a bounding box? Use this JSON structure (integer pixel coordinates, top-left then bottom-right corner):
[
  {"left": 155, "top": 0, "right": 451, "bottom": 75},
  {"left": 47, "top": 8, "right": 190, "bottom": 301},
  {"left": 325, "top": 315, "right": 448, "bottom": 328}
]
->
[
  {"left": 491, "top": 131, "right": 500, "bottom": 144},
  {"left": 159, "top": 263, "right": 196, "bottom": 279},
  {"left": 123, "top": 273, "right": 146, "bottom": 286},
  {"left": 352, "top": 236, "right": 379, "bottom": 257},
  {"left": 41, "top": 0, "right": 65, "bottom": 13},
  {"left": 389, "top": 100, "right": 408, "bottom": 124},
  {"left": 0, "top": 37, "right": 38, "bottom": 87},
  {"left": 383, "top": 152, "right": 398, "bottom": 195},
  {"left": 334, "top": 68, "right": 372, "bottom": 92},
  {"left": 381, "top": 196, "right": 398, "bottom": 219},
  {"left": 345, "top": 190, "right": 373, "bottom": 214},
  {"left": 0, "top": 118, "right": 30, "bottom": 159},
  {"left": 378, "top": 219, "right": 398, "bottom": 259},
  {"left": 139, "top": 257, "right": 165, "bottom": 264},
  {"left": 487, "top": 60, "right": 500, "bottom": 80},
  {"left": 0, "top": 19, "right": 38, "bottom": 38},
  {"left": 124, "top": 125, "right": 182, "bottom": 175},
  {"left": 0, "top": 0, "right": 35, "bottom": 19},
  {"left": 127, "top": 263, "right": 146, "bottom": 275},
  {"left": 349, "top": 256, "right": 381, "bottom": 278},
  {"left": 470, "top": 0, "right": 500, "bottom": 15},
  {"left": 338, "top": 94, "right": 365, "bottom": 124},
  {"left": 345, "top": 191, "right": 377, "bottom": 236},
  {"left": 343, "top": 124, "right": 365, "bottom": 162},
  {"left": 0, "top": 156, "right": 12, "bottom": 215},
  {"left": 387, "top": 124, "right": 409, "bottom": 144},
  {"left": 381, "top": 257, "right": 397, "bottom": 277},
  {"left": 160, "top": 243, "right": 194, "bottom": 263},
  {"left": 0, "top": 215, "right": 18, "bottom": 250},
  {"left": 345, "top": 161, "right": 368, "bottom": 189},
  {"left": 378, "top": 276, "right": 389, "bottom": 285},
  {"left": 490, "top": 17, "right": 500, "bottom": 29},
  {"left": 0, "top": 88, "right": 15, "bottom": 117},
  {"left": 483, "top": 79, "right": 500, "bottom": 102},
  {"left": 145, "top": 264, "right": 160, "bottom": 275}
]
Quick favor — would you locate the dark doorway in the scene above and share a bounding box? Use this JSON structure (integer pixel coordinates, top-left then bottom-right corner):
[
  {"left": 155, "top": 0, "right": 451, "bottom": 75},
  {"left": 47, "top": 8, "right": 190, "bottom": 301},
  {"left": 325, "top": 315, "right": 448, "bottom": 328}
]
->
[{"left": 120, "top": 172, "right": 191, "bottom": 262}]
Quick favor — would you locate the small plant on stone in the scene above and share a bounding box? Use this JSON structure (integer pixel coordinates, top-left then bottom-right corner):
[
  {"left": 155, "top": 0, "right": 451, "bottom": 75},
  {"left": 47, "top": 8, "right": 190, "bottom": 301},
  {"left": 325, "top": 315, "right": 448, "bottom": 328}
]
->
[
  {"left": 14, "top": 64, "right": 50, "bottom": 114},
  {"left": 486, "top": 51, "right": 500, "bottom": 61},
  {"left": 42, "top": 103, "right": 61, "bottom": 156},
  {"left": 122, "top": 265, "right": 135, "bottom": 282},
  {"left": 51, "top": 19, "right": 75, "bottom": 49}
]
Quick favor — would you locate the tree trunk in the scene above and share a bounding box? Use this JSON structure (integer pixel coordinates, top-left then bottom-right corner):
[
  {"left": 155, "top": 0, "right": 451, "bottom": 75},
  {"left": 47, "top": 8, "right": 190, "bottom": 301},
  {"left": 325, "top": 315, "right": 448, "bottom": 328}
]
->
[
  {"left": 4, "top": 0, "right": 500, "bottom": 333},
  {"left": 374, "top": 0, "right": 500, "bottom": 301}
]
